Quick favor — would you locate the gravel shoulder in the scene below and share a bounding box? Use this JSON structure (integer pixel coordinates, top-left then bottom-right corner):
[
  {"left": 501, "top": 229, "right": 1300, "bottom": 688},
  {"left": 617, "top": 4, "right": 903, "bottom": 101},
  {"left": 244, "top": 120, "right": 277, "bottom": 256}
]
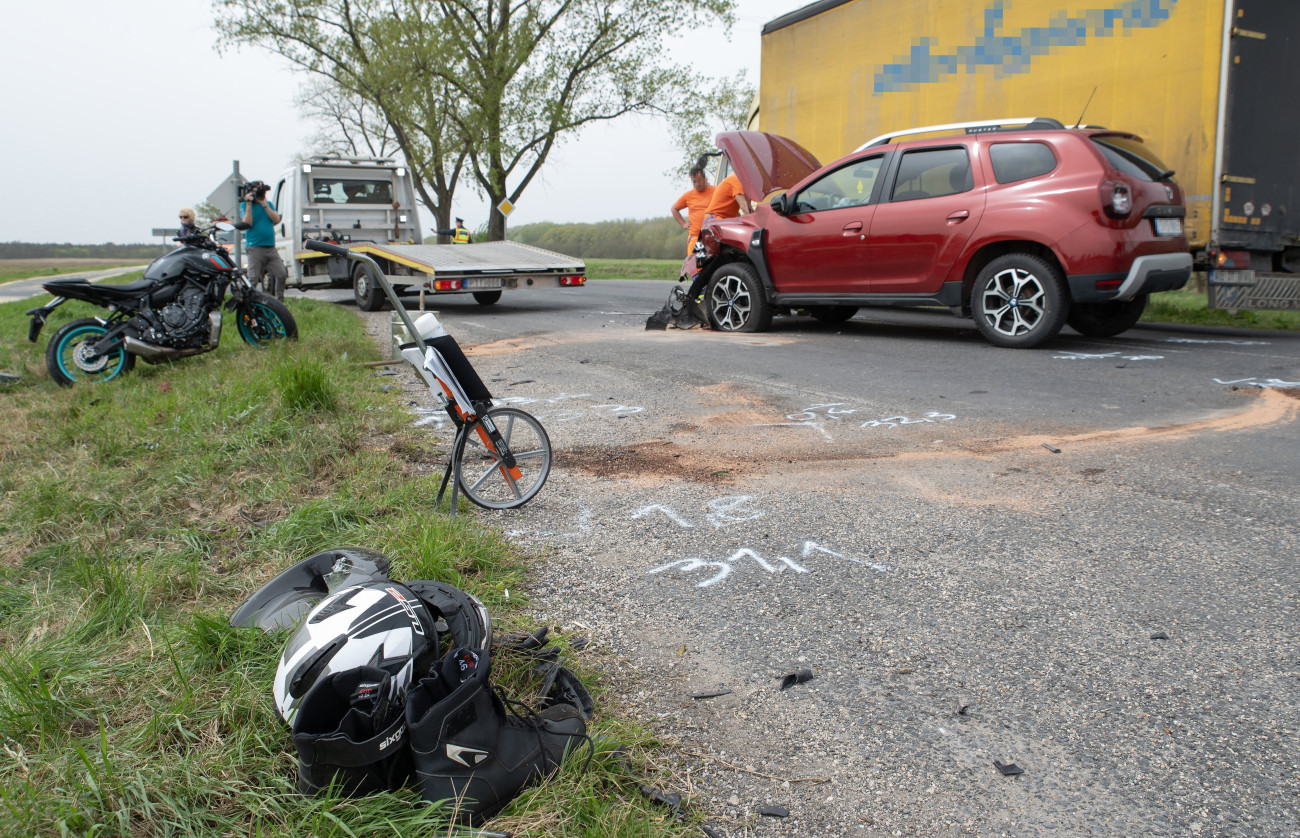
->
[{"left": 356, "top": 300, "right": 1300, "bottom": 838}]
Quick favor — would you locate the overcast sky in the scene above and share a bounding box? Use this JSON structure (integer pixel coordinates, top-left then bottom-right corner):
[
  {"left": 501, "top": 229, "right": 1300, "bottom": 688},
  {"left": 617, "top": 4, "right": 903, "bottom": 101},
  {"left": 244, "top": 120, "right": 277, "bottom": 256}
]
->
[{"left": 1, "top": 0, "right": 803, "bottom": 244}]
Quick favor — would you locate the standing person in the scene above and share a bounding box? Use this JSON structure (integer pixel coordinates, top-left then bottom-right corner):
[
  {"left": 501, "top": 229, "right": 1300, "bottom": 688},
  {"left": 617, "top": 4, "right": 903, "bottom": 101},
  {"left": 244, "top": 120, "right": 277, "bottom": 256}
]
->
[
  {"left": 240, "top": 183, "right": 289, "bottom": 300},
  {"left": 676, "top": 172, "right": 752, "bottom": 328},
  {"left": 434, "top": 217, "right": 473, "bottom": 244},
  {"left": 177, "top": 207, "right": 199, "bottom": 238},
  {"left": 702, "top": 172, "right": 751, "bottom": 222},
  {"left": 670, "top": 166, "right": 715, "bottom": 254}
]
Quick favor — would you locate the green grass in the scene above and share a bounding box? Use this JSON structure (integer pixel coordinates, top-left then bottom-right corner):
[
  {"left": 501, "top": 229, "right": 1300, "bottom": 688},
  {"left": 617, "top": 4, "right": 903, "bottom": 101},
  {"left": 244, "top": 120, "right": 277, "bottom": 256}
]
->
[
  {"left": 0, "top": 264, "right": 143, "bottom": 284},
  {"left": 582, "top": 259, "right": 683, "bottom": 282},
  {"left": 1143, "top": 287, "right": 1300, "bottom": 331},
  {"left": 0, "top": 292, "right": 701, "bottom": 837}
]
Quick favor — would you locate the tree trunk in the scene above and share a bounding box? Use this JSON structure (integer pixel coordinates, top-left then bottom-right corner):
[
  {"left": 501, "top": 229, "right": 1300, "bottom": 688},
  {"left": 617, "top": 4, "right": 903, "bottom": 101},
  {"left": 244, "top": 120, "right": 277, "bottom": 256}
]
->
[{"left": 486, "top": 194, "right": 507, "bottom": 241}]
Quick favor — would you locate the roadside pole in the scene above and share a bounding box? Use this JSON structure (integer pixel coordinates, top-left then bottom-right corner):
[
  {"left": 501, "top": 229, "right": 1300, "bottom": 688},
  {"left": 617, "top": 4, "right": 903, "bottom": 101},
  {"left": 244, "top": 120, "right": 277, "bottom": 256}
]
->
[{"left": 206, "top": 161, "right": 247, "bottom": 265}]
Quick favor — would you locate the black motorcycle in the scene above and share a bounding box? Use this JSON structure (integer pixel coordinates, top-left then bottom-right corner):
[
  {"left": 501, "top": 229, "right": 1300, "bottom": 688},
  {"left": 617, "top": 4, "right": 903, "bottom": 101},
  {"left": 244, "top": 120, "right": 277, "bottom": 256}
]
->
[{"left": 26, "top": 221, "right": 297, "bottom": 386}]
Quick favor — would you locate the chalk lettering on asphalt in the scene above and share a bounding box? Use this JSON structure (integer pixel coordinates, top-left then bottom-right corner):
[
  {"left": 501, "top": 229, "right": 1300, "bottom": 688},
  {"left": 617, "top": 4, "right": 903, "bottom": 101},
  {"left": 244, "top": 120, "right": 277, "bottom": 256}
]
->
[
  {"left": 648, "top": 548, "right": 810, "bottom": 588},
  {"left": 705, "top": 495, "right": 766, "bottom": 528},
  {"left": 801, "top": 540, "right": 889, "bottom": 573},
  {"left": 412, "top": 407, "right": 450, "bottom": 430},
  {"left": 631, "top": 503, "right": 694, "bottom": 528},
  {"left": 762, "top": 403, "right": 958, "bottom": 442},
  {"left": 860, "top": 412, "right": 956, "bottom": 429},
  {"left": 648, "top": 543, "right": 882, "bottom": 588},
  {"left": 1212, "top": 376, "right": 1300, "bottom": 388},
  {"left": 630, "top": 495, "right": 765, "bottom": 529},
  {"left": 496, "top": 393, "right": 644, "bottom": 421},
  {"left": 1054, "top": 351, "right": 1164, "bottom": 361},
  {"left": 1167, "top": 338, "right": 1270, "bottom": 346}
]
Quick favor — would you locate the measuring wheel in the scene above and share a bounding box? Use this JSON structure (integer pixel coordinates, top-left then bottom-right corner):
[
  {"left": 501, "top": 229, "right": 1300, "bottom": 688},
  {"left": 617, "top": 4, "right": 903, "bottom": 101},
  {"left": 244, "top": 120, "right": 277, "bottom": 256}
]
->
[{"left": 453, "top": 407, "right": 552, "bottom": 510}]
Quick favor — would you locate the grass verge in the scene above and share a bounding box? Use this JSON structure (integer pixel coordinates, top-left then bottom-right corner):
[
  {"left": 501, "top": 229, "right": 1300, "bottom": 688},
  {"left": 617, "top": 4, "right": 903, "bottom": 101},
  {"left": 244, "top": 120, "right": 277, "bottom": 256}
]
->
[
  {"left": 1143, "top": 287, "right": 1300, "bottom": 332},
  {"left": 0, "top": 260, "right": 148, "bottom": 285},
  {"left": 583, "top": 259, "right": 682, "bottom": 282},
  {"left": 0, "top": 290, "right": 699, "bottom": 836}
]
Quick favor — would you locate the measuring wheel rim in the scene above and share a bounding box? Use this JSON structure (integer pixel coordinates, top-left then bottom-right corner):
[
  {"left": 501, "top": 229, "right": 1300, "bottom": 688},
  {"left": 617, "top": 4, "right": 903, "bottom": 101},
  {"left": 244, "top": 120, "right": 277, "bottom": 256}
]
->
[{"left": 456, "top": 407, "right": 551, "bottom": 509}]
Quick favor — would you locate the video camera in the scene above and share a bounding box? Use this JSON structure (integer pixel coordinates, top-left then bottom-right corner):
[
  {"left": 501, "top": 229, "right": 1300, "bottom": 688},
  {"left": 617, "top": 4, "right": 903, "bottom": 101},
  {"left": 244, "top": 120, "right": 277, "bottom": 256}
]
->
[{"left": 239, "top": 180, "right": 270, "bottom": 202}]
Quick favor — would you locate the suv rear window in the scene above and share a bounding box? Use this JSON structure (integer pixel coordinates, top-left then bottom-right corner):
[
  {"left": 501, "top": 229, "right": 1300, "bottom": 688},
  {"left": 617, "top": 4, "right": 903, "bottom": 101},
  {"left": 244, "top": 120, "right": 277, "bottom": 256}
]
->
[
  {"left": 989, "top": 142, "right": 1057, "bottom": 184},
  {"left": 310, "top": 178, "right": 395, "bottom": 204},
  {"left": 1091, "top": 136, "right": 1173, "bottom": 182},
  {"left": 890, "top": 148, "right": 972, "bottom": 201}
]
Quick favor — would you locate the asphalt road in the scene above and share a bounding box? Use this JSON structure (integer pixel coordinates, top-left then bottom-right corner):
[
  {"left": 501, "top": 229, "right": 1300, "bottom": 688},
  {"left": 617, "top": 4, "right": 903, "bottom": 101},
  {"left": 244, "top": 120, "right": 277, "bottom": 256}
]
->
[
  {"left": 0, "top": 266, "right": 149, "bottom": 304},
  {"left": 339, "top": 281, "right": 1299, "bottom": 837}
]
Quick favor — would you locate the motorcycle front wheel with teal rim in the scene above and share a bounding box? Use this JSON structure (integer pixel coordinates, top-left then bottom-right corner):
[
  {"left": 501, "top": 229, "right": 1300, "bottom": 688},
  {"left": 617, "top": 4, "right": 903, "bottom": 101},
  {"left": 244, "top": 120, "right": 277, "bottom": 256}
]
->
[
  {"left": 45, "top": 318, "right": 135, "bottom": 387},
  {"left": 236, "top": 293, "right": 298, "bottom": 347}
]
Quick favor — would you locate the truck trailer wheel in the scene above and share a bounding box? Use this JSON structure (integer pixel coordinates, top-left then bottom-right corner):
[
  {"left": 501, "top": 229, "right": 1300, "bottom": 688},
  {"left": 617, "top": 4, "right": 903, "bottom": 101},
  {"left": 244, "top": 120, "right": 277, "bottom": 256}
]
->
[
  {"left": 353, "top": 264, "right": 385, "bottom": 311},
  {"left": 473, "top": 290, "right": 502, "bottom": 306}
]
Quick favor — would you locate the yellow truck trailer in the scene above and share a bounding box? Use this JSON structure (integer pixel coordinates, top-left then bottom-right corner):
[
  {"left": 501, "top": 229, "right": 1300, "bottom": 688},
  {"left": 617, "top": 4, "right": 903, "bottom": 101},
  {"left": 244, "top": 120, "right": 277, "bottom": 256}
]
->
[{"left": 759, "top": 0, "right": 1300, "bottom": 310}]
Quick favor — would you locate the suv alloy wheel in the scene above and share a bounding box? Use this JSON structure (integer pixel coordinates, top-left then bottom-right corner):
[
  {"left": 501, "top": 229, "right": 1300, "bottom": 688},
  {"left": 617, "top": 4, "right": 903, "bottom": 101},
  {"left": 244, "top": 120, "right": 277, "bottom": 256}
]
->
[
  {"left": 706, "top": 263, "right": 772, "bottom": 333},
  {"left": 971, "top": 253, "right": 1068, "bottom": 348}
]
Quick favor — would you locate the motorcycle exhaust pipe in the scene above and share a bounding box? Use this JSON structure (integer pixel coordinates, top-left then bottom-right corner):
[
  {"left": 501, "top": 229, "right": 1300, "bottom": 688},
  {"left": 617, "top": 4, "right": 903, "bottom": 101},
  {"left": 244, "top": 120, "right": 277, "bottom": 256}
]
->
[
  {"left": 124, "top": 315, "right": 223, "bottom": 363},
  {"left": 124, "top": 337, "right": 184, "bottom": 362}
]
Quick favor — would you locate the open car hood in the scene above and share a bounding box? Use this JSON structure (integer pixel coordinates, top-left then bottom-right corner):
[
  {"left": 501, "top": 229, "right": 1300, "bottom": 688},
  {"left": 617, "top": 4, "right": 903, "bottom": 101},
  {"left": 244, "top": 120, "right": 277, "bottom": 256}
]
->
[{"left": 716, "top": 131, "right": 821, "bottom": 202}]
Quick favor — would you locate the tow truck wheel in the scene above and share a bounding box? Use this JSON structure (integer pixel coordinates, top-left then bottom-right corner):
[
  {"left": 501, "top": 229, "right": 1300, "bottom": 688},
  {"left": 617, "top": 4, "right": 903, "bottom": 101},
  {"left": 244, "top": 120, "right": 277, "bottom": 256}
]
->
[
  {"left": 353, "top": 264, "right": 385, "bottom": 311},
  {"left": 473, "top": 291, "right": 502, "bottom": 306}
]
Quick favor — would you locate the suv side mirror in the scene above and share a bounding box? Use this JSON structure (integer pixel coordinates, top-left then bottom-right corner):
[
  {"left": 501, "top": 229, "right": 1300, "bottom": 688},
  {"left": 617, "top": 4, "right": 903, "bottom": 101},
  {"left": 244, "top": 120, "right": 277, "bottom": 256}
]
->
[{"left": 770, "top": 193, "right": 790, "bottom": 216}]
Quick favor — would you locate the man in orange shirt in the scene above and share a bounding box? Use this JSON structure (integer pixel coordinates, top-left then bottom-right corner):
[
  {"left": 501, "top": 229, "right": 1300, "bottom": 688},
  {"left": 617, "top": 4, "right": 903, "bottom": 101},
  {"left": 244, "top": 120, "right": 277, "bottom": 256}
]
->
[
  {"left": 670, "top": 166, "right": 715, "bottom": 254},
  {"left": 674, "top": 172, "right": 752, "bottom": 329},
  {"left": 703, "top": 172, "right": 752, "bottom": 222}
]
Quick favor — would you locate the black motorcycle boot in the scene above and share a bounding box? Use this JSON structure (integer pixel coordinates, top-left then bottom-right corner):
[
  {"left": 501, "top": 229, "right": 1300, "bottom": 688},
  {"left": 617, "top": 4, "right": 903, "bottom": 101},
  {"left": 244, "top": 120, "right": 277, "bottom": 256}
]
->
[
  {"left": 292, "top": 666, "right": 413, "bottom": 796},
  {"left": 406, "top": 646, "right": 587, "bottom": 823}
]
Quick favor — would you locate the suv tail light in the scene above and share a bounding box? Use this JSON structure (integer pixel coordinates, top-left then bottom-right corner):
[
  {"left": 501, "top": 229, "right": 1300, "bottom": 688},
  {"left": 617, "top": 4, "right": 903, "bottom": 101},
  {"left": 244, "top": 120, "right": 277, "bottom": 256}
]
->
[{"left": 1101, "top": 180, "right": 1132, "bottom": 217}]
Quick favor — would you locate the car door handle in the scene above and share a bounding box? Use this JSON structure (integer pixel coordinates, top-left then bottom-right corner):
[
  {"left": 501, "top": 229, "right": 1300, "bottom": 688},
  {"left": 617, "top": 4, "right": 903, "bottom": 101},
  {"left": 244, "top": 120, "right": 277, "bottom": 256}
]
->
[
  {"left": 946, "top": 210, "right": 970, "bottom": 223},
  {"left": 842, "top": 221, "right": 863, "bottom": 235}
]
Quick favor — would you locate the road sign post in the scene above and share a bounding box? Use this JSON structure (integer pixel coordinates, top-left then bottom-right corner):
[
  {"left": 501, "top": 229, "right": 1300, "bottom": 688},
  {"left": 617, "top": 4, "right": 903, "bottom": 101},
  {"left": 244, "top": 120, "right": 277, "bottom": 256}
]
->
[{"left": 207, "top": 161, "right": 246, "bottom": 264}]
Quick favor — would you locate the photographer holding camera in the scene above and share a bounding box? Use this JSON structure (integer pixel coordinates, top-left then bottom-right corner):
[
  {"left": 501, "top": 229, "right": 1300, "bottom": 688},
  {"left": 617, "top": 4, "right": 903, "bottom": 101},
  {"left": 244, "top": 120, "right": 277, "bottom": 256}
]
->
[{"left": 239, "top": 181, "right": 288, "bottom": 300}]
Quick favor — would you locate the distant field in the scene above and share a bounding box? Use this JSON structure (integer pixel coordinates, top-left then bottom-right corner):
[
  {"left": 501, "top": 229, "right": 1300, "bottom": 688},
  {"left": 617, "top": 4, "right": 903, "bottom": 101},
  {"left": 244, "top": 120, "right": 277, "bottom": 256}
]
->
[
  {"left": 582, "top": 258, "right": 681, "bottom": 281},
  {"left": 0, "top": 258, "right": 149, "bottom": 284}
]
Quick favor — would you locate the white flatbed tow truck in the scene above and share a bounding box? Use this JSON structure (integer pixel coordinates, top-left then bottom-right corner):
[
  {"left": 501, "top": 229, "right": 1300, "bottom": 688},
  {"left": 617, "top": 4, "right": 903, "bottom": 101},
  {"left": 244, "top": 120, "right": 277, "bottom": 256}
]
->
[{"left": 268, "top": 155, "right": 584, "bottom": 310}]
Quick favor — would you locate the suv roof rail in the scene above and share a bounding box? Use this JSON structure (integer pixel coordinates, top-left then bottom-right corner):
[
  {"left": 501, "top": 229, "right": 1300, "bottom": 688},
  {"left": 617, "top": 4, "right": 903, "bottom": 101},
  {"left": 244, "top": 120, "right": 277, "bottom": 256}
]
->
[
  {"left": 856, "top": 117, "right": 1066, "bottom": 151},
  {"left": 304, "top": 154, "right": 397, "bottom": 166}
]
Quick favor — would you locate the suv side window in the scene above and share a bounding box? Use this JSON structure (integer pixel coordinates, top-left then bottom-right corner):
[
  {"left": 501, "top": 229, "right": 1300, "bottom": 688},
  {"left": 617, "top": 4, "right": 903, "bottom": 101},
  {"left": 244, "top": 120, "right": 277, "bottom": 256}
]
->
[
  {"left": 890, "top": 147, "right": 972, "bottom": 202},
  {"left": 989, "top": 142, "right": 1057, "bottom": 184},
  {"left": 793, "top": 156, "right": 884, "bottom": 213}
]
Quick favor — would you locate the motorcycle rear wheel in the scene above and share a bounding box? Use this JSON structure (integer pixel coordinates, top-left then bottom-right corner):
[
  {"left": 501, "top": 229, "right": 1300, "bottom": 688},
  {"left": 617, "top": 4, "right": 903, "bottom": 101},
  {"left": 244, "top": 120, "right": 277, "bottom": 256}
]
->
[
  {"left": 237, "top": 293, "right": 298, "bottom": 347},
  {"left": 46, "top": 318, "right": 135, "bottom": 387}
]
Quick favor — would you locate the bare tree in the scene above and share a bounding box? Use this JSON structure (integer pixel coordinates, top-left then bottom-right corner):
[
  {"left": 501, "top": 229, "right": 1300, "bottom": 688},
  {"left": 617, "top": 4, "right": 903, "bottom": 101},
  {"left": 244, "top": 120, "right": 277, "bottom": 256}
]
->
[
  {"left": 215, "top": 0, "right": 470, "bottom": 235},
  {"left": 665, "top": 70, "right": 756, "bottom": 178},
  {"left": 296, "top": 77, "right": 400, "bottom": 159},
  {"left": 214, "top": 0, "right": 735, "bottom": 240}
]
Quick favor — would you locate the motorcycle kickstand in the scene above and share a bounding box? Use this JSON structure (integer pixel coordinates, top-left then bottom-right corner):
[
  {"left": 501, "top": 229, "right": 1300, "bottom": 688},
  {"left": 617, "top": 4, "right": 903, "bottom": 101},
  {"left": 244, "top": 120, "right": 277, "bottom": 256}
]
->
[{"left": 436, "top": 424, "right": 467, "bottom": 517}]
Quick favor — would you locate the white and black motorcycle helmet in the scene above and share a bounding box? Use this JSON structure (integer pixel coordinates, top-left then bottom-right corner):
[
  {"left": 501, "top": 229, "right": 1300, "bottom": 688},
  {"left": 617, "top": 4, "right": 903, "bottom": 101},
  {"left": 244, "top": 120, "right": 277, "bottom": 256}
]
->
[{"left": 274, "top": 580, "right": 436, "bottom": 726}]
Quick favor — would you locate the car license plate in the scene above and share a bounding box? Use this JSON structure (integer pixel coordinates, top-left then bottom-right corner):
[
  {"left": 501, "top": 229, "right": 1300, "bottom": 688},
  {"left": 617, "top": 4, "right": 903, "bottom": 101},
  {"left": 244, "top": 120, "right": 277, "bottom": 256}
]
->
[{"left": 1153, "top": 218, "right": 1182, "bottom": 236}]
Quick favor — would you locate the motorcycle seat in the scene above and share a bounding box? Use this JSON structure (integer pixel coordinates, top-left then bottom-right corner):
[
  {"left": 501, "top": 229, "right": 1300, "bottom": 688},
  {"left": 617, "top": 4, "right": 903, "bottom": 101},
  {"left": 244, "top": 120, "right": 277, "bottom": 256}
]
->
[{"left": 45, "top": 277, "right": 155, "bottom": 298}]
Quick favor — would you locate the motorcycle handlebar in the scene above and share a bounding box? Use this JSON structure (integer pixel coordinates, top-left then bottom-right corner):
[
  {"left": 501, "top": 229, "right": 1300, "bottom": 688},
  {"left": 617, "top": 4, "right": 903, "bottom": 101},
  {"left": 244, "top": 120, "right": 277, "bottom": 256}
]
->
[{"left": 304, "top": 239, "right": 351, "bottom": 257}]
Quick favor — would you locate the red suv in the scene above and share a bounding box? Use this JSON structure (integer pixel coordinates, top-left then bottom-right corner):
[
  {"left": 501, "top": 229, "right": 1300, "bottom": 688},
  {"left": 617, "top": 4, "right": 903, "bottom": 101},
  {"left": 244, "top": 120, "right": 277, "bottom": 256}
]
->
[{"left": 686, "top": 119, "right": 1192, "bottom": 347}]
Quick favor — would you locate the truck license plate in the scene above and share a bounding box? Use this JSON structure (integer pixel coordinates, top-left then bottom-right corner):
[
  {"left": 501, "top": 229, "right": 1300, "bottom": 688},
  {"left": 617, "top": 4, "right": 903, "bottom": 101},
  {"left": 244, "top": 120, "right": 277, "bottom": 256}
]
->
[{"left": 1153, "top": 218, "right": 1182, "bottom": 236}]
